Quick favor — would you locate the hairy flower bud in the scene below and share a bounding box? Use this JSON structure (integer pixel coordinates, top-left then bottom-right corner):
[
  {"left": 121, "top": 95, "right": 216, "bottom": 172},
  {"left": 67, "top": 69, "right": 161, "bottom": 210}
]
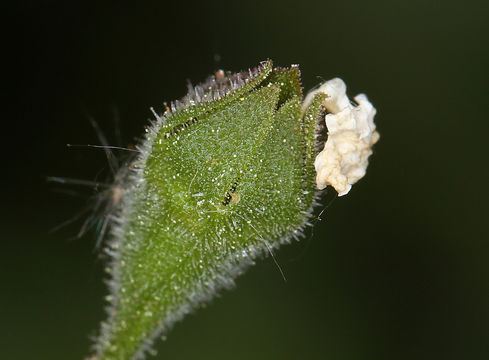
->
[{"left": 89, "top": 62, "right": 378, "bottom": 360}]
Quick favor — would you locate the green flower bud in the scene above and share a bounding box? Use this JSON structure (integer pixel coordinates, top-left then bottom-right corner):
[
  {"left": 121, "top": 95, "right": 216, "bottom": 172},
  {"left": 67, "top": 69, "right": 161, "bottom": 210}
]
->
[{"left": 89, "top": 60, "right": 376, "bottom": 360}]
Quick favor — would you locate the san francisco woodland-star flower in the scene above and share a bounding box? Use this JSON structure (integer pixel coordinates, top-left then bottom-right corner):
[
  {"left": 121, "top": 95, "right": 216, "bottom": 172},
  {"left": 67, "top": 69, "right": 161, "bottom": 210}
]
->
[{"left": 304, "top": 78, "right": 379, "bottom": 195}]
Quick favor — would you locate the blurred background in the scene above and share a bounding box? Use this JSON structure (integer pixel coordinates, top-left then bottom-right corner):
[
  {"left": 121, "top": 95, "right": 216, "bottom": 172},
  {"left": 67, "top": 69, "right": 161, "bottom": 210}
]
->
[{"left": 3, "top": 1, "right": 488, "bottom": 359}]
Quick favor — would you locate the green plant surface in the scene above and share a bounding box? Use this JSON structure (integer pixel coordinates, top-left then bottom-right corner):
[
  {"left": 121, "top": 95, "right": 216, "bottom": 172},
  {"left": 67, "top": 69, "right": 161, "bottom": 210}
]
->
[{"left": 91, "top": 61, "right": 329, "bottom": 360}]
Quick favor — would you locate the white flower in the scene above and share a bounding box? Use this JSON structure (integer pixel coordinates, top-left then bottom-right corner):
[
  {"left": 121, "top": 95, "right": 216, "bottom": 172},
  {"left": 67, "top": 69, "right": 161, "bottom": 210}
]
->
[{"left": 305, "top": 78, "right": 379, "bottom": 196}]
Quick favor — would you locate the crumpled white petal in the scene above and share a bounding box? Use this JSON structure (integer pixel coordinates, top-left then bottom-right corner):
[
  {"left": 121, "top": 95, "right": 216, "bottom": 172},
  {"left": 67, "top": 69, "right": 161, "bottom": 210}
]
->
[{"left": 305, "top": 78, "right": 379, "bottom": 196}]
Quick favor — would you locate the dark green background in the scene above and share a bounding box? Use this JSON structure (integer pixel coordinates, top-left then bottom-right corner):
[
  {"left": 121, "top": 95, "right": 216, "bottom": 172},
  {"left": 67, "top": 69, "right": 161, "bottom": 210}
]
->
[{"left": 4, "top": 1, "right": 488, "bottom": 359}]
